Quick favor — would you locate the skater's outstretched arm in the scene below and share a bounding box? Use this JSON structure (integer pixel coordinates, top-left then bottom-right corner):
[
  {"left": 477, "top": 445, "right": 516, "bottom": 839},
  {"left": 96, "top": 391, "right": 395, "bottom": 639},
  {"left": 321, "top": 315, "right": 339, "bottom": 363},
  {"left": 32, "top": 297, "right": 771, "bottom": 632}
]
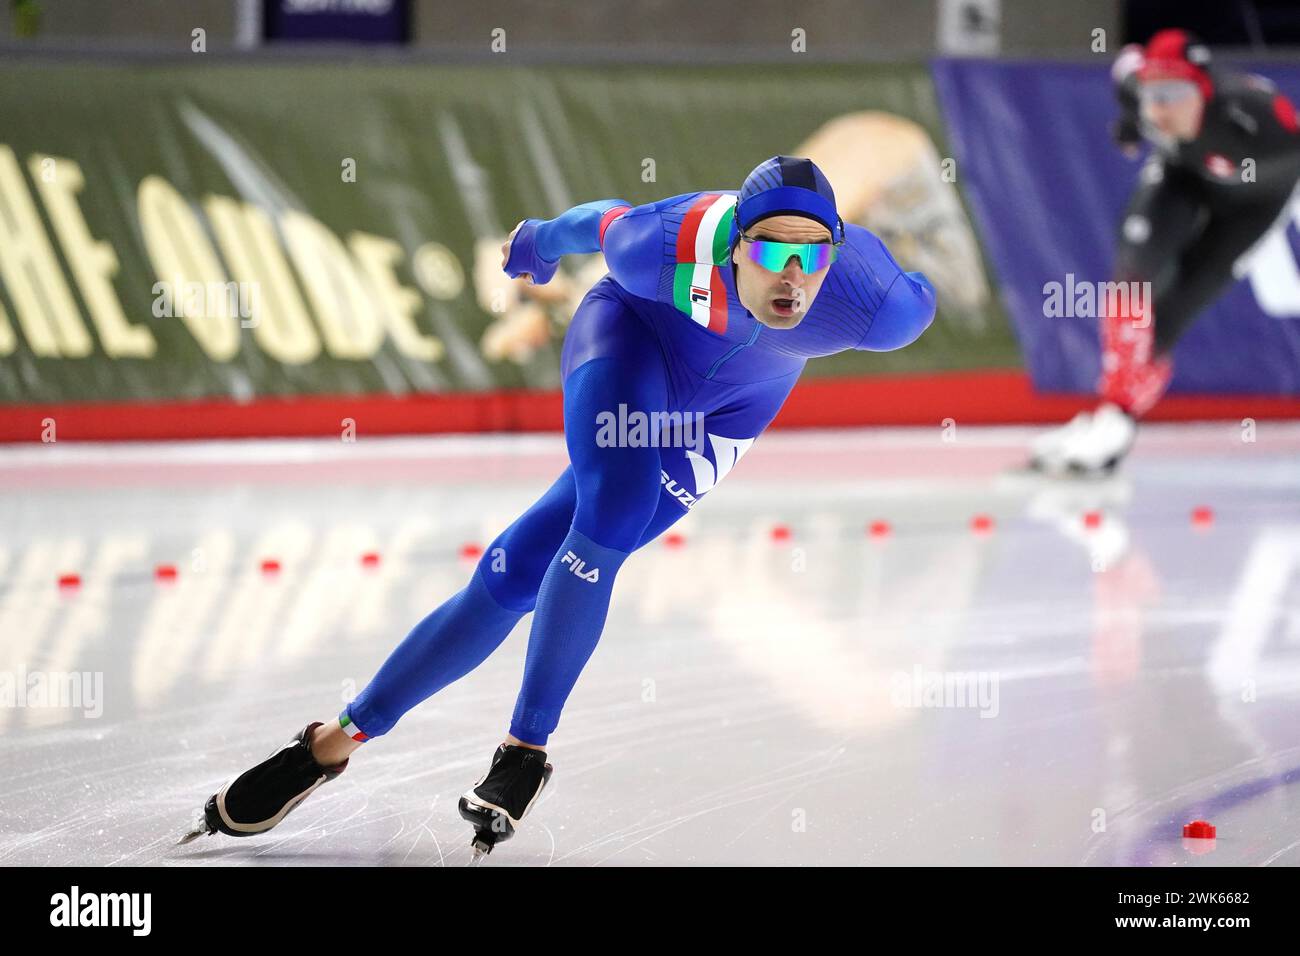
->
[
  {"left": 1111, "top": 43, "right": 1145, "bottom": 156},
  {"left": 534, "top": 199, "right": 636, "bottom": 259},
  {"left": 504, "top": 191, "right": 722, "bottom": 303},
  {"left": 502, "top": 199, "right": 634, "bottom": 285}
]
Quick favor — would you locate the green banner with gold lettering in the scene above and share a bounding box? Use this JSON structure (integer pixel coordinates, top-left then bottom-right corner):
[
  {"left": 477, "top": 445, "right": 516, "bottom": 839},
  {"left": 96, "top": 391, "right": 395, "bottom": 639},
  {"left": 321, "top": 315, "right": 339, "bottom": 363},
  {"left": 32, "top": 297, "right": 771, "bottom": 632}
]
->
[{"left": 0, "top": 57, "right": 1016, "bottom": 405}]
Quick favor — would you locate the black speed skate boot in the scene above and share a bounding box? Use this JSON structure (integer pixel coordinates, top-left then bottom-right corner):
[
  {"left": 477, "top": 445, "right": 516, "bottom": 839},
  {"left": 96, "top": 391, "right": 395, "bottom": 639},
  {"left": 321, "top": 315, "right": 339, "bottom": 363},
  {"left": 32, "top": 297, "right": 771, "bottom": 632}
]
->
[
  {"left": 458, "top": 744, "right": 553, "bottom": 860},
  {"left": 178, "top": 721, "right": 347, "bottom": 844}
]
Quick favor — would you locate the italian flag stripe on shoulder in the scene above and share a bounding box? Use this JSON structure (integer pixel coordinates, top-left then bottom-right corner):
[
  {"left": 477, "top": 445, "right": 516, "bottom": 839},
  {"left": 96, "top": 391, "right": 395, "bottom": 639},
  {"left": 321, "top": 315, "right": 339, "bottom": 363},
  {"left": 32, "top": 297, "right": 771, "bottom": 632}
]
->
[{"left": 672, "top": 193, "right": 736, "bottom": 333}]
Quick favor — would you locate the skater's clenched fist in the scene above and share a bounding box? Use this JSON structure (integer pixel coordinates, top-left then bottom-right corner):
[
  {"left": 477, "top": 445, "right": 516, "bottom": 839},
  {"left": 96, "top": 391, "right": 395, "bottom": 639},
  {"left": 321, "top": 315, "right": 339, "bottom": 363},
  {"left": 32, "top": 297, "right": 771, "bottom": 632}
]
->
[{"left": 502, "top": 219, "right": 533, "bottom": 283}]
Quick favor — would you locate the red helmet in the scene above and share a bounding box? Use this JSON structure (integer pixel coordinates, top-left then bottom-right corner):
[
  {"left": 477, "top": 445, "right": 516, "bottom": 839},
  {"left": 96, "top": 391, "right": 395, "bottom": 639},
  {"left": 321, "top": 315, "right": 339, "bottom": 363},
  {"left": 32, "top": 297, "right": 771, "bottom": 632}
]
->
[{"left": 1138, "top": 28, "right": 1214, "bottom": 100}]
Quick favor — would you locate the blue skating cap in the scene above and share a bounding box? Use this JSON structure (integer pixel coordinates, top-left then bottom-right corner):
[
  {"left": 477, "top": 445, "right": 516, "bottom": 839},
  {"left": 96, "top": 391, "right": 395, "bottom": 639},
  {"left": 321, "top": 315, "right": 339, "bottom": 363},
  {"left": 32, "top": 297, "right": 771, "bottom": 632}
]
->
[{"left": 735, "top": 155, "right": 842, "bottom": 242}]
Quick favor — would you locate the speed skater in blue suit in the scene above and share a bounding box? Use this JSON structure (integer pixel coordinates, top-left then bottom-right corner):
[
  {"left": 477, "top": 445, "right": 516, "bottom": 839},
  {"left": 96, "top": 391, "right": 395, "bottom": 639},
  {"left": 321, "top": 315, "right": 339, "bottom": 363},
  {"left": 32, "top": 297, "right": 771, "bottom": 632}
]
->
[{"left": 184, "top": 155, "right": 937, "bottom": 857}]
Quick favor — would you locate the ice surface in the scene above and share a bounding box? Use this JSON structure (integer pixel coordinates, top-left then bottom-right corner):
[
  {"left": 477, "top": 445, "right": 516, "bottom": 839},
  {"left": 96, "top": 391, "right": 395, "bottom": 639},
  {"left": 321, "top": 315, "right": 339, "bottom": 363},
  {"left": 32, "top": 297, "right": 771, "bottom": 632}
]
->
[{"left": 1, "top": 423, "right": 1297, "bottom": 866}]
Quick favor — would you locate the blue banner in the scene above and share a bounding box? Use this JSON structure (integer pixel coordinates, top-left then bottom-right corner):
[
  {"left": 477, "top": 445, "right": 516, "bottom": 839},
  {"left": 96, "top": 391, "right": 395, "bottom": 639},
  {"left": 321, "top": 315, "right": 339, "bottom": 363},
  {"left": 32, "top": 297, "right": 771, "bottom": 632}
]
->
[{"left": 933, "top": 58, "right": 1300, "bottom": 395}]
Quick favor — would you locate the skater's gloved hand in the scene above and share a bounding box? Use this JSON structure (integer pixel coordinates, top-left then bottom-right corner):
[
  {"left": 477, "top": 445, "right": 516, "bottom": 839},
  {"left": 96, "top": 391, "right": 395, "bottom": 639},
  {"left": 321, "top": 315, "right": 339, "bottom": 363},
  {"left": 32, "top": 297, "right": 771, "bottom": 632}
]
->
[
  {"left": 1111, "top": 117, "right": 1143, "bottom": 156},
  {"left": 502, "top": 218, "right": 560, "bottom": 286},
  {"left": 1111, "top": 44, "right": 1145, "bottom": 86}
]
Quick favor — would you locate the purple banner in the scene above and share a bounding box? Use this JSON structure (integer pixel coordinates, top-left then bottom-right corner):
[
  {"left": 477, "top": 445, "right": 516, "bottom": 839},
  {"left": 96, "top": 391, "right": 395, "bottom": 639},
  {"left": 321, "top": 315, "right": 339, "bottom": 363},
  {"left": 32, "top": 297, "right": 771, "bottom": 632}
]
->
[{"left": 933, "top": 58, "right": 1300, "bottom": 395}]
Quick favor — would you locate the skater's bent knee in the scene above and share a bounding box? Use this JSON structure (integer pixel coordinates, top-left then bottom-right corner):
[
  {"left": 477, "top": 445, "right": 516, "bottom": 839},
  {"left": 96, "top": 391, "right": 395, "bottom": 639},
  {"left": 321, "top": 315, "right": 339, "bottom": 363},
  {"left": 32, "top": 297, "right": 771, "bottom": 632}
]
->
[
  {"left": 474, "top": 559, "right": 540, "bottom": 614},
  {"left": 572, "top": 484, "right": 660, "bottom": 552}
]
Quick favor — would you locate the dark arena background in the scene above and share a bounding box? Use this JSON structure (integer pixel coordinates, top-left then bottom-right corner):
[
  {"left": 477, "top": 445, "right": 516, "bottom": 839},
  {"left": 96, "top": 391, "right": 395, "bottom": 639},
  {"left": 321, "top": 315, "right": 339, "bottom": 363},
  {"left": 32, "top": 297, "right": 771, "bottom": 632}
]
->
[{"left": 1, "top": 0, "right": 1298, "bottom": 935}]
